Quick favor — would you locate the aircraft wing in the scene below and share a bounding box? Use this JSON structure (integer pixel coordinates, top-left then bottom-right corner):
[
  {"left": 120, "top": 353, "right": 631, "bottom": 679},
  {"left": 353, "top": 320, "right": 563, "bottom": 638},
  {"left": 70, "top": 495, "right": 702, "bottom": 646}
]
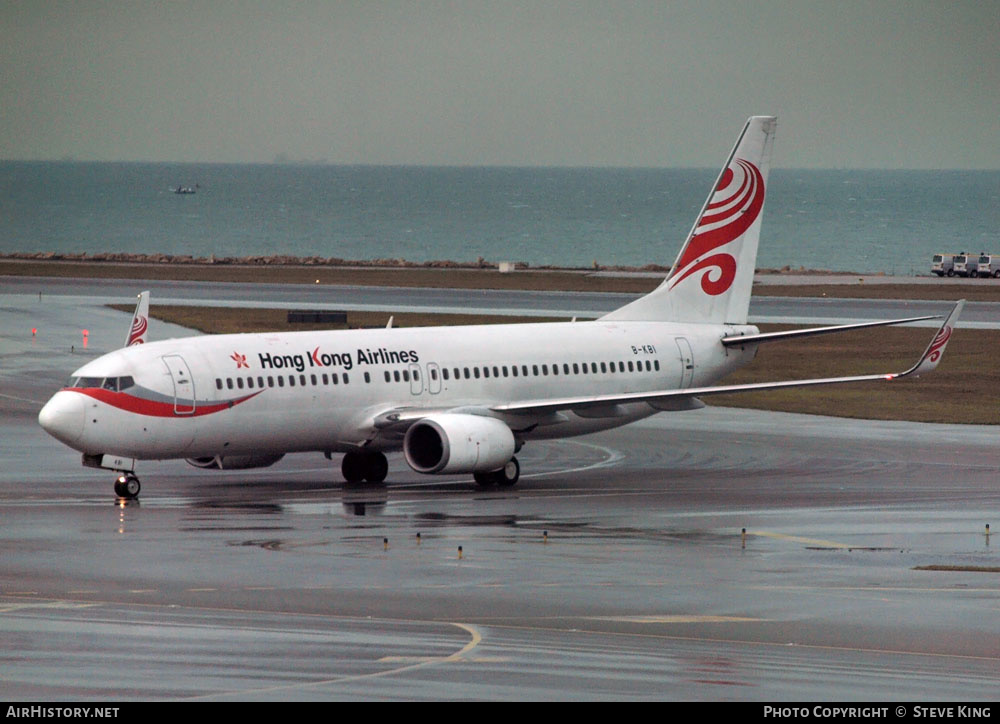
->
[
  {"left": 720, "top": 314, "right": 939, "bottom": 347},
  {"left": 492, "top": 300, "right": 964, "bottom": 416}
]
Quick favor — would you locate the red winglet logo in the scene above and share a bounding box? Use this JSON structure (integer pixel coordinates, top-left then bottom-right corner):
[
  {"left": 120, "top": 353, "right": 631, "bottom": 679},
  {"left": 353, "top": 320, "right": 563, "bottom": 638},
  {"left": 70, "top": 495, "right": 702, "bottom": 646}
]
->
[
  {"left": 925, "top": 325, "right": 952, "bottom": 364},
  {"left": 126, "top": 315, "right": 148, "bottom": 345},
  {"left": 669, "top": 158, "right": 765, "bottom": 296},
  {"left": 231, "top": 351, "right": 249, "bottom": 369}
]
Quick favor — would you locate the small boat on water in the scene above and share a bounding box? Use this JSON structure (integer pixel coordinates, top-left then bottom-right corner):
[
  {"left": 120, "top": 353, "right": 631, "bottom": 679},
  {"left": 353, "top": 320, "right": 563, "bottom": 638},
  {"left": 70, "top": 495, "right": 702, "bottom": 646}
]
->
[{"left": 173, "top": 185, "right": 198, "bottom": 194}]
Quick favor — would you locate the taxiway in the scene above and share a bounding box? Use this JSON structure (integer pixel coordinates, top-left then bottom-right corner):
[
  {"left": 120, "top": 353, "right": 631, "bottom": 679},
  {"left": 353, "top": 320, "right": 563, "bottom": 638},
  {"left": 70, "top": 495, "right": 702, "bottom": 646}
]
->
[{"left": 1, "top": 282, "right": 998, "bottom": 700}]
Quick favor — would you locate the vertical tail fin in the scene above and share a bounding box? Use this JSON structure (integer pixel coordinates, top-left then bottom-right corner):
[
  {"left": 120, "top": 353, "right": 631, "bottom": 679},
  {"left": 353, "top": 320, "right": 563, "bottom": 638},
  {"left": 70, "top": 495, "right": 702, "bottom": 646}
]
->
[
  {"left": 124, "top": 291, "right": 150, "bottom": 346},
  {"left": 603, "top": 116, "right": 777, "bottom": 324}
]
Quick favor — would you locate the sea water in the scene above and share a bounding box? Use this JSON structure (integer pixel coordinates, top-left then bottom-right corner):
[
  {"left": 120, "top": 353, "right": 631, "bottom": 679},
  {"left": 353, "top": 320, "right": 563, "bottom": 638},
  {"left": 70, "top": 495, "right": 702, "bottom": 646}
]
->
[{"left": 1, "top": 162, "right": 997, "bottom": 275}]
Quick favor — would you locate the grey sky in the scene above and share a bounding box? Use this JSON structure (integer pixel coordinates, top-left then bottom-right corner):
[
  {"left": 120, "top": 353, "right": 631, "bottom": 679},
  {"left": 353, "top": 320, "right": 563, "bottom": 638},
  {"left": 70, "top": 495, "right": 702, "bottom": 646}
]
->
[{"left": 2, "top": 0, "right": 998, "bottom": 168}]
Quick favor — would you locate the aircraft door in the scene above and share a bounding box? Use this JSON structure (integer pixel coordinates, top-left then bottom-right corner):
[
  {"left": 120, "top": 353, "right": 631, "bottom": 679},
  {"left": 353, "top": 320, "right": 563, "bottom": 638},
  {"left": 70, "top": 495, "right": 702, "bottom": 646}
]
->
[
  {"left": 162, "top": 355, "right": 196, "bottom": 415},
  {"left": 408, "top": 363, "right": 424, "bottom": 395},
  {"left": 675, "top": 338, "right": 694, "bottom": 389},
  {"left": 427, "top": 363, "right": 442, "bottom": 394}
]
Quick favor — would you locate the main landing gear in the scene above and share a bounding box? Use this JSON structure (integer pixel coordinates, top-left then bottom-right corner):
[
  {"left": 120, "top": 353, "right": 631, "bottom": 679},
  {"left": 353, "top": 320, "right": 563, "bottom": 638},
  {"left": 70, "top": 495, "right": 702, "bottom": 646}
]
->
[
  {"left": 113, "top": 472, "right": 141, "bottom": 499},
  {"left": 474, "top": 457, "right": 520, "bottom": 488},
  {"left": 341, "top": 450, "right": 389, "bottom": 484}
]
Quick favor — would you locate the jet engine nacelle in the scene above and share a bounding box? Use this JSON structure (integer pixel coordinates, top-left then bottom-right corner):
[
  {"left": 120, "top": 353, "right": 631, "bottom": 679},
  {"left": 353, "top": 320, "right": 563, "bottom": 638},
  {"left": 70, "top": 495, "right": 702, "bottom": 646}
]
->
[
  {"left": 403, "top": 413, "right": 515, "bottom": 474},
  {"left": 185, "top": 453, "right": 285, "bottom": 470}
]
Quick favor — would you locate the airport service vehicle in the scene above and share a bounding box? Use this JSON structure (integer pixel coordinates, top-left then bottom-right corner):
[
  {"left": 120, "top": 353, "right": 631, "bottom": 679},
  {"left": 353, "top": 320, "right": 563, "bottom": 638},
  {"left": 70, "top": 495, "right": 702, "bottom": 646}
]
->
[
  {"left": 38, "top": 116, "right": 964, "bottom": 499},
  {"left": 976, "top": 254, "right": 1000, "bottom": 278},
  {"left": 953, "top": 254, "right": 980, "bottom": 278},
  {"left": 931, "top": 254, "right": 956, "bottom": 277}
]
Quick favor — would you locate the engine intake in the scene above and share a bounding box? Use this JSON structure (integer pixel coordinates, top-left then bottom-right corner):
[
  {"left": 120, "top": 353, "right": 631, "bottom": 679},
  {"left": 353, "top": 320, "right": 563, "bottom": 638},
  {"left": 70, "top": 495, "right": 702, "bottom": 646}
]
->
[
  {"left": 403, "top": 413, "right": 515, "bottom": 474},
  {"left": 185, "top": 453, "right": 285, "bottom": 470}
]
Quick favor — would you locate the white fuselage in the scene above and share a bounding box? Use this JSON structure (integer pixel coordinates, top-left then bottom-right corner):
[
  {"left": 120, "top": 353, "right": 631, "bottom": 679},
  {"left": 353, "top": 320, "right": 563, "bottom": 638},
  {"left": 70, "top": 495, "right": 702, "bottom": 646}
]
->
[{"left": 43, "top": 318, "right": 758, "bottom": 462}]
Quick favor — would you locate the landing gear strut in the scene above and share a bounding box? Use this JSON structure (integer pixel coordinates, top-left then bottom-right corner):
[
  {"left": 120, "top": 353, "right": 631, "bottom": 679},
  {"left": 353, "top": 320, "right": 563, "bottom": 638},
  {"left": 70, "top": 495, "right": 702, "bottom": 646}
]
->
[
  {"left": 341, "top": 450, "right": 389, "bottom": 484},
  {"left": 474, "top": 456, "right": 520, "bottom": 488},
  {"left": 113, "top": 472, "right": 141, "bottom": 499}
]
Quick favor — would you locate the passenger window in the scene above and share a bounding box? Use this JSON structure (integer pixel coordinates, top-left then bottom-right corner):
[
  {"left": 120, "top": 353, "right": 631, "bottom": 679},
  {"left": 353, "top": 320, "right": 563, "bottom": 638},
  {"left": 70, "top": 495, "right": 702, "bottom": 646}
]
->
[
  {"left": 289, "top": 376, "right": 295, "bottom": 387},
  {"left": 493, "top": 366, "right": 499, "bottom": 378},
  {"left": 464, "top": 368, "right": 470, "bottom": 379},
  {"left": 502, "top": 366, "right": 508, "bottom": 377},
  {"left": 384, "top": 371, "right": 391, "bottom": 383},
  {"left": 394, "top": 371, "right": 400, "bottom": 382},
  {"left": 552, "top": 364, "right": 558, "bottom": 376},
  {"left": 311, "top": 374, "right": 317, "bottom": 385},
  {"left": 247, "top": 377, "right": 254, "bottom": 389},
  {"left": 216, "top": 378, "right": 223, "bottom": 390},
  {"left": 300, "top": 374, "right": 306, "bottom": 386},
  {"left": 572, "top": 363, "right": 579, "bottom": 374},
  {"left": 443, "top": 368, "right": 449, "bottom": 381},
  {"left": 237, "top": 378, "right": 244, "bottom": 389},
  {"left": 431, "top": 368, "right": 438, "bottom": 381},
  {"left": 532, "top": 365, "right": 539, "bottom": 376},
  {"left": 483, "top": 367, "right": 490, "bottom": 378},
  {"left": 278, "top": 376, "right": 284, "bottom": 387},
  {"left": 403, "top": 370, "right": 410, "bottom": 382},
  {"left": 654, "top": 360, "right": 660, "bottom": 371},
  {"left": 474, "top": 368, "right": 480, "bottom": 379},
  {"left": 600, "top": 362, "right": 607, "bottom": 373},
  {"left": 512, "top": 366, "right": 518, "bottom": 377},
  {"left": 227, "top": 378, "right": 234, "bottom": 390},
  {"left": 522, "top": 365, "right": 528, "bottom": 377},
  {"left": 414, "top": 370, "right": 420, "bottom": 381},
  {"left": 364, "top": 372, "right": 370, "bottom": 383},
  {"left": 628, "top": 361, "right": 634, "bottom": 372},
  {"left": 322, "top": 374, "right": 329, "bottom": 385},
  {"left": 343, "top": 373, "right": 349, "bottom": 384},
  {"left": 645, "top": 360, "right": 651, "bottom": 371}
]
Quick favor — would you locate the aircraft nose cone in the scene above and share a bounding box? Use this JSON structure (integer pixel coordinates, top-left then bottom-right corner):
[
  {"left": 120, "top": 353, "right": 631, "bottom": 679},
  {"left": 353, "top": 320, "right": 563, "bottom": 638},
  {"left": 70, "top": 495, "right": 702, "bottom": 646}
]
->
[{"left": 38, "top": 391, "right": 86, "bottom": 448}]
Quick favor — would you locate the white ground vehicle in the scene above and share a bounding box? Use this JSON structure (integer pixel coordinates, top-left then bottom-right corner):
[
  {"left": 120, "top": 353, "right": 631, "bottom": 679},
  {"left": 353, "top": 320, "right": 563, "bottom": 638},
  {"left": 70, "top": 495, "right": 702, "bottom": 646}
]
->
[
  {"left": 975, "top": 254, "right": 1000, "bottom": 278},
  {"left": 931, "top": 254, "right": 956, "bottom": 277},
  {"left": 953, "top": 253, "right": 980, "bottom": 278}
]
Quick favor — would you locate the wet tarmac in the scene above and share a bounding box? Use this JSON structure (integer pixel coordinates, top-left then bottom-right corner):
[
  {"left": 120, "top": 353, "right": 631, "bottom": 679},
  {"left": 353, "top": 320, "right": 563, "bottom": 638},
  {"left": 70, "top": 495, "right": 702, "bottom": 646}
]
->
[{"left": 2, "top": 288, "right": 999, "bottom": 700}]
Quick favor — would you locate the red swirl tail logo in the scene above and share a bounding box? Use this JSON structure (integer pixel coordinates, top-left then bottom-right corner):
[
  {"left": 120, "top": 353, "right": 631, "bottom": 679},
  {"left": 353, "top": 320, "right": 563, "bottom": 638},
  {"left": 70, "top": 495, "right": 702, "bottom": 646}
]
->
[
  {"left": 669, "top": 158, "right": 765, "bottom": 296},
  {"left": 126, "top": 315, "right": 148, "bottom": 345}
]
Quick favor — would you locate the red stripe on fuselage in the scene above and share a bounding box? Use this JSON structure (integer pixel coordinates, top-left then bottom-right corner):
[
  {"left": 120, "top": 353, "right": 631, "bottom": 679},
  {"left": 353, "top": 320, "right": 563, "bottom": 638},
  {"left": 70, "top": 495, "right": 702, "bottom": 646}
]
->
[{"left": 64, "top": 388, "right": 262, "bottom": 417}]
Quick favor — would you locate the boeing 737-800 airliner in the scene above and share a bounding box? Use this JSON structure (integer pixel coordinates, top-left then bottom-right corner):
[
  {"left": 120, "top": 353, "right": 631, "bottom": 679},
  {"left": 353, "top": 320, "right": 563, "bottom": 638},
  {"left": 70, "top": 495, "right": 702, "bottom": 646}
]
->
[{"left": 38, "top": 117, "right": 963, "bottom": 498}]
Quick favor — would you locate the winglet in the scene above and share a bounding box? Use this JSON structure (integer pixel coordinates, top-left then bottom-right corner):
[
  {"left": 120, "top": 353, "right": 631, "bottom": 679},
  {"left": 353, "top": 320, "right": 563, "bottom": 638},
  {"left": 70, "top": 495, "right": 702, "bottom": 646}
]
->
[
  {"left": 124, "top": 291, "right": 150, "bottom": 347},
  {"left": 897, "top": 300, "right": 964, "bottom": 378}
]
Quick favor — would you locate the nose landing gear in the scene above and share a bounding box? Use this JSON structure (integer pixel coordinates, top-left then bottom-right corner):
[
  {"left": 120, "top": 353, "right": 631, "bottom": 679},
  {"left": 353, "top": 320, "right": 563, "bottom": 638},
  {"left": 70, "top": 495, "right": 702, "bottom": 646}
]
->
[{"left": 113, "top": 472, "right": 141, "bottom": 499}]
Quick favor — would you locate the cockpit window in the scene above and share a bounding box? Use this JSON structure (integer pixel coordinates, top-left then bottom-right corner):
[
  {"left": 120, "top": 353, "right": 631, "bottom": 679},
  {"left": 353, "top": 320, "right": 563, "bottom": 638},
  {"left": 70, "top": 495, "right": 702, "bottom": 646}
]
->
[
  {"left": 70, "top": 376, "right": 134, "bottom": 391},
  {"left": 71, "top": 377, "right": 103, "bottom": 388}
]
